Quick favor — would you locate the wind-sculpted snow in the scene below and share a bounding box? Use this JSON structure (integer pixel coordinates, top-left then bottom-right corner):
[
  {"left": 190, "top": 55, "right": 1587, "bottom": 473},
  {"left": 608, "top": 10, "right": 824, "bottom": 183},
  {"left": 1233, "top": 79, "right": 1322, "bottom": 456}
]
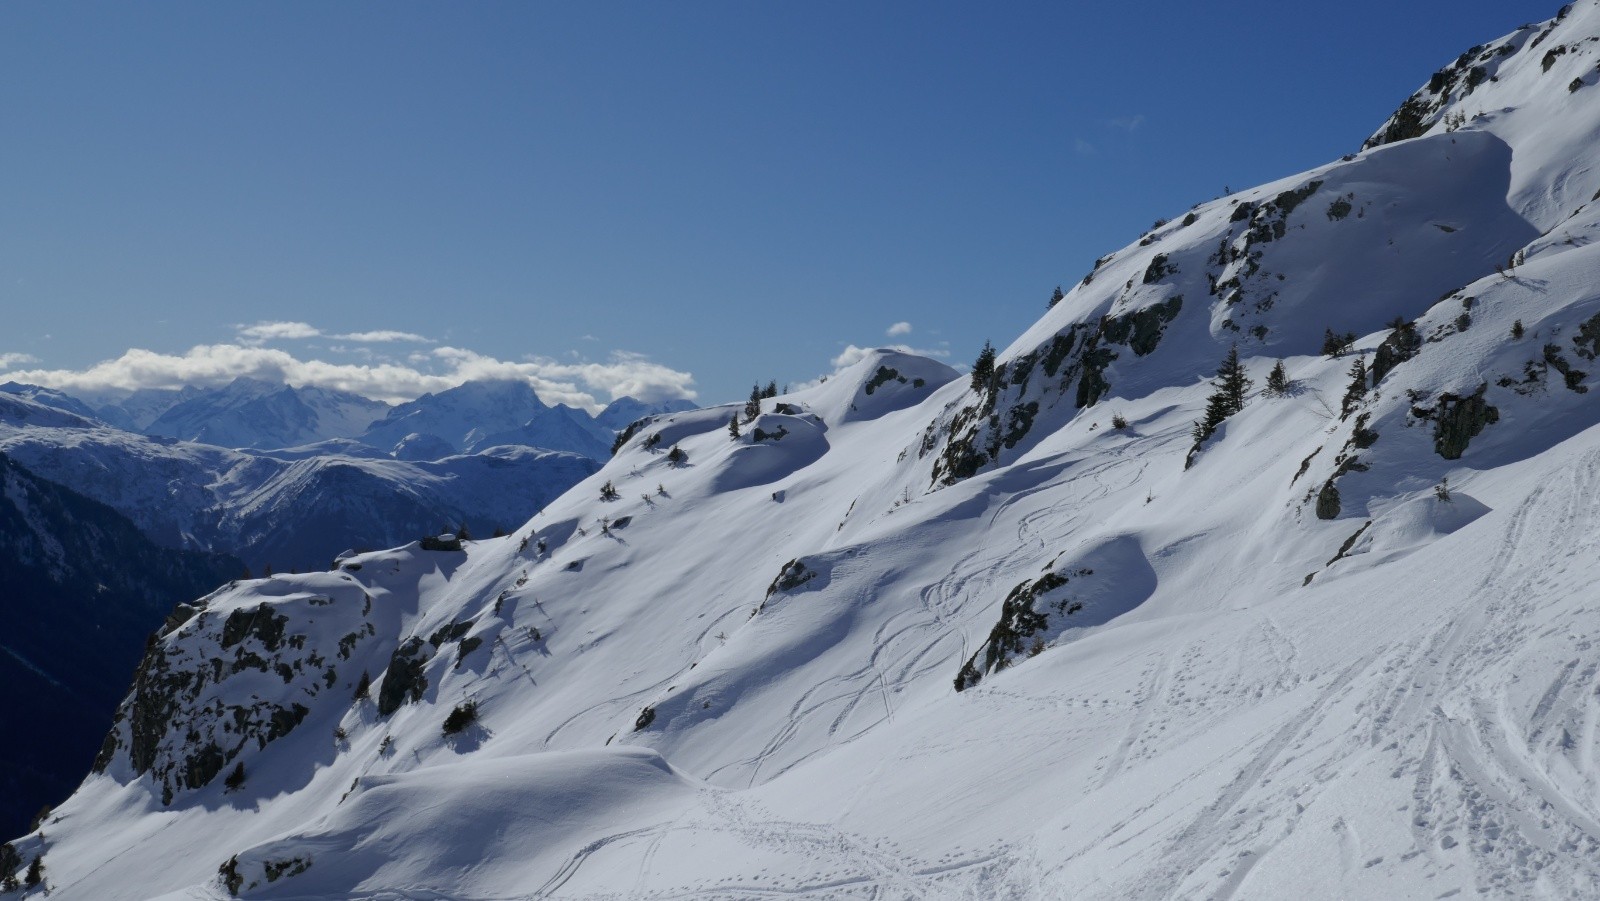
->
[{"left": 22, "top": 5, "right": 1600, "bottom": 899}]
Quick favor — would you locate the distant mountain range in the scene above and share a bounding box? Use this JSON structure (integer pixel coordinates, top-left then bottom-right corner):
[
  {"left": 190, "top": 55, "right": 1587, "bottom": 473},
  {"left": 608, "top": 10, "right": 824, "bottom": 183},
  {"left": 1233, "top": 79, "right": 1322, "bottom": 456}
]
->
[
  {"left": 0, "top": 391, "right": 602, "bottom": 572},
  {"left": 141, "top": 377, "right": 390, "bottom": 449}
]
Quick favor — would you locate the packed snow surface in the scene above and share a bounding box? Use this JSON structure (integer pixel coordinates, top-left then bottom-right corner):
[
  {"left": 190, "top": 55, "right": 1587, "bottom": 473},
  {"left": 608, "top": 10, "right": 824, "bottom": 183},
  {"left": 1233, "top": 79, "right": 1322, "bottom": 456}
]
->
[{"left": 20, "top": 5, "right": 1600, "bottom": 899}]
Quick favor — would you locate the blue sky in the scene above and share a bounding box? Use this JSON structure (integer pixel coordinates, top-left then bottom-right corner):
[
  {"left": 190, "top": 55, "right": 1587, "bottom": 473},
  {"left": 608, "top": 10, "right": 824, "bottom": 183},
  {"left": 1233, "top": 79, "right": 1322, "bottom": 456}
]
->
[{"left": 0, "top": 1, "right": 1543, "bottom": 408}]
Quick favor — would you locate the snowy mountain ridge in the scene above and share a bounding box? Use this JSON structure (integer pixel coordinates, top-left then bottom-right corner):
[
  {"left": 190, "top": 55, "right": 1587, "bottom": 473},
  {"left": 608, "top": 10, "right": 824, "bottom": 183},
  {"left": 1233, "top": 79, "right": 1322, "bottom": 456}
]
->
[
  {"left": 0, "top": 392, "right": 599, "bottom": 571},
  {"left": 6, "top": 377, "right": 692, "bottom": 459},
  {"left": 141, "top": 377, "right": 392, "bottom": 451},
  {"left": 17, "top": 4, "right": 1600, "bottom": 899}
]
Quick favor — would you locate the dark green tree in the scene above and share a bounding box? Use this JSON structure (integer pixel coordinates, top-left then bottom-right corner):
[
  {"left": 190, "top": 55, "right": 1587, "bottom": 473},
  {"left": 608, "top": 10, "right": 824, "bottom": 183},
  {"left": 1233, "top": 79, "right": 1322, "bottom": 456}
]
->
[
  {"left": 1511, "top": 319, "right": 1525, "bottom": 339},
  {"left": 442, "top": 701, "right": 479, "bottom": 735},
  {"left": 1188, "top": 345, "right": 1252, "bottom": 464},
  {"left": 762, "top": 380, "right": 778, "bottom": 399},
  {"left": 1265, "top": 360, "right": 1290, "bottom": 396},
  {"left": 667, "top": 444, "right": 687, "bottom": 465},
  {"left": 1217, "top": 344, "right": 1252, "bottom": 413},
  {"left": 0, "top": 843, "right": 20, "bottom": 892},
  {"left": 744, "top": 385, "right": 763, "bottom": 421},
  {"left": 23, "top": 856, "right": 41, "bottom": 889},
  {"left": 354, "top": 670, "right": 370, "bottom": 700},
  {"left": 971, "top": 341, "right": 996, "bottom": 392},
  {"left": 1049, "top": 286, "right": 1065, "bottom": 308},
  {"left": 728, "top": 413, "right": 741, "bottom": 440},
  {"left": 1341, "top": 356, "right": 1369, "bottom": 418},
  {"left": 1322, "top": 328, "right": 1356, "bottom": 357}
]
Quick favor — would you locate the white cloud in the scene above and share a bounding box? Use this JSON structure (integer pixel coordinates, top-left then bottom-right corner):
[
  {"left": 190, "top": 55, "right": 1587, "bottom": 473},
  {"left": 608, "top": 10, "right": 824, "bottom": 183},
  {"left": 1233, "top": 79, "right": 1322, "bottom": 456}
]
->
[
  {"left": 237, "top": 321, "right": 321, "bottom": 344},
  {"left": 2, "top": 343, "right": 696, "bottom": 410},
  {"left": 1109, "top": 114, "right": 1145, "bottom": 131},
  {"left": 337, "top": 329, "right": 431, "bottom": 343},
  {"left": 1075, "top": 138, "right": 1096, "bottom": 156},
  {"left": 235, "top": 321, "right": 432, "bottom": 346},
  {"left": 0, "top": 352, "right": 40, "bottom": 369},
  {"left": 886, "top": 321, "right": 912, "bottom": 337}
]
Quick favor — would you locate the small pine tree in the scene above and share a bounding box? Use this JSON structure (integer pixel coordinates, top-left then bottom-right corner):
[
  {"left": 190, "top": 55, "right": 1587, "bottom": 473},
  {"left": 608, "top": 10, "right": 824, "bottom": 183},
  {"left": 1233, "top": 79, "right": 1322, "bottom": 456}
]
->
[
  {"left": 744, "top": 384, "right": 763, "bottom": 422},
  {"left": 1321, "top": 328, "right": 1342, "bottom": 357},
  {"left": 1321, "top": 329, "right": 1356, "bottom": 357},
  {"left": 224, "top": 761, "right": 246, "bottom": 792},
  {"left": 1341, "top": 356, "right": 1368, "bottom": 418},
  {"left": 354, "top": 670, "right": 370, "bottom": 700},
  {"left": 262, "top": 563, "right": 273, "bottom": 577},
  {"left": 1110, "top": 412, "right": 1128, "bottom": 430},
  {"left": 1189, "top": 345, "right": 1252, "bottom": 459},
  {"left": 1217, "top": 344, "right": 1252, "bottom": 413},
  {"left": 1265, "top": 360, "right": 1290, "bottom": 396},
  {"left": 1511, "top": 319, "right": 1525, "bottom": 339},
  {"left": 241, "top": 565, "right": 253, "bottom": 580},
  {"left": 442, "top": 700, "right": 479, "bottom": 735},
  {"left": 1434, "top": 477, "right": 1452, "bottom": 502},
  {"left": 1049, "top": 285, "right": 1065, "bottom": 308},
  {"left": 24, "top": 855, "right": 41, "bottom": 889},
  {"left": 599, "top": 480, "right": 619, "bottom": 500},
  {"left": 667, "top": 444, "right": 686, "bottom": 465},
  {"left": 970, "top": 341, "right": 996, "bottom": 392},
  {"left": 457, "top": 524, "right": 472, "bottom": 541},
  {"left": 728, "top": 413, "right": 741, "bottom": 439},
  {"left": 1192, "top": 390, "right": 1233, "bottom": 446},
  {"left": 0, "top": 843, "right": 20, "bottom": 892},
  {"left": 762, "top": 380, "right": 778, "bottom": 399}
]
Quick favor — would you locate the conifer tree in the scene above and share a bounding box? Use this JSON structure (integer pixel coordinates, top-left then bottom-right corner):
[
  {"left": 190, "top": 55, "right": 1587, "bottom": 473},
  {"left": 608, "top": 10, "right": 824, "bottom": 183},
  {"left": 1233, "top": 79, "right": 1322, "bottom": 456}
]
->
[
  {"left": 1049, "top": 286, "right": 1065, "bottom": 308},
  {"left": 354, "top": 670, "right": 370, "bottom": 700},
  {"left": 1321, "top": 328, "right": 1354, "bottom": 357},
  {"left": 23, "top": 855, "right": 41, "bottom": 889},
  {"left": 970, "top": 341, "right": 996, "bottom": 392},
  {"left": 1217, "top": 344, "right": 1252, "bottom": 413},
  {"left": 0, "top": 843, "right": 20, "bottom": 892},
  {"left": 224, "top": 761, "right": 246, "bottom": 792},
  {"left": 728, "top": 413, "right": 740, "bottom": 439},
  {"left": 762, "top": 380, "right": 778, "bottom": 399},
  {"left": 1188, "top": 344, "right": 1252, "bottom": 464},
  {"left": 1341, "top": 356, "right": 1369, "bottom": 418},
  {"left": 744, "top": 384, "right": 764, "bottom": 422},
  {"left": 1265, "top": 360, "right": 1290, "bottom": 396}
]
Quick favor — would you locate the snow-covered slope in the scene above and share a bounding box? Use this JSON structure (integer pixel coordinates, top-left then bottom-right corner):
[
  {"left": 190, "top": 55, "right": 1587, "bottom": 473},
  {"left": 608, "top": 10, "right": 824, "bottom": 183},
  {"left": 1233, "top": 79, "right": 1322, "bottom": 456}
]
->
[
  {"left": 0, "top": 382, "right": 102, "bottom": 422},
  {"left": 141, "top": 377, "right": 391, "bottom": 450},
  {"left": 20, "top": 5, "right": 1600, "bottom": 899}
]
